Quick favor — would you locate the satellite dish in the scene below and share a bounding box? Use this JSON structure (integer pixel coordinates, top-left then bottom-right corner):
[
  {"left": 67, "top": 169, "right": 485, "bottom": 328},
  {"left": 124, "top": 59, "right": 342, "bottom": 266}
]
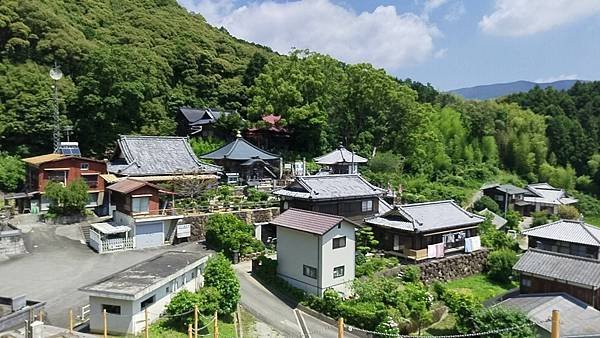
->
[{"left": 49, "top": 67, "right": 63, "bottom": 80}]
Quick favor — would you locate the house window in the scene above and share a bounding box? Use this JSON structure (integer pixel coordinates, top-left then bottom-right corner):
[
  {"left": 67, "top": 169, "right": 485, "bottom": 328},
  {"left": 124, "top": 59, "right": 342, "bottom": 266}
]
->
[
  {"left": 47, "top": 171, "right": 67, "bottom": 186},
  {"left": 102, "top": 304, "right": 121, "bottom": 315},
  {"left": 303, "top": 265, "right": 317, "bottom": 279},
  {"left": 521, "top": 278, "right": 532, "bottom": 288},
  {"left": 140, "top": 296, "right": 155, "bottom": 310},
  {"left": 80, "top": 163, "right": 89, "bottom": 170},
  {"left": 87, "top": 193, "right": 99, "bottom": 206},
  {"left": 192, "top": 271, "right": 196, "bottom": 279},
  {"left": 132, "top": 196, "right": 150, "bottom": 213},
  {"left": 333, "top": 266, "right": 345, "bottom": 278},
  {"left": 83, "top": 174, "right": 98, "bottom": 188},
  {"left": 166, "top": 286, "right": 170, "bottom": 293},
  {"left": 361, "top": 200, "right": 373, "bottom": 212},
  {"left": 333, "top": 237, "right": 346, "bottom": 249}
]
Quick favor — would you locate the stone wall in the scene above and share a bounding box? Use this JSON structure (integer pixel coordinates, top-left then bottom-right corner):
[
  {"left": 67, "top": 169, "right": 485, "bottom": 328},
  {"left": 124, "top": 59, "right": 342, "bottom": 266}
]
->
[
  {"left": 183, "top": 207, "right": 281, "bottom": 241},
  {"left": 0, "top": 229, "right": 26, "bottom": 256},
  {"left": 420, "top": 249, "right": 489, "bottom": 283}
]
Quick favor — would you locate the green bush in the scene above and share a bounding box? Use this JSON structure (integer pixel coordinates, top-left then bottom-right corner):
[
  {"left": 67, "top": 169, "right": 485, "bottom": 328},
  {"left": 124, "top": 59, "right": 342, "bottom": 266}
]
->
[
  {"left": 205, "top": 214, "right": 264, "bottom": 257},
  {"left": 355, "top": 256, "right": 398, "bottom": 277},
  {"left": 479, "top": 218, "right": 519, "bottom": 250},
  {"left": 0, "top": 153, "right": 25, "bottom": 192},
  {"left": 244, "top": 187, "right": 269, "bottom": 202},
  {"left": 401, "top": 265, "right": 421, "bottom": 283},
  {"left": 531, "top": 211, "right": 549, "bottom": 227},
  {"left": 558, "top": 205, "right": 580, "bottom": 220},
  {"left": 504, "top": 210, "right": 522, "bottom": 230},
  {"left": 486, "top": 249, "right": 518, "bottom": 284},
  {"left": 375, "top": 316, "right": 401, "bottom": 337},
  {"left": 338, "top": 300, "right": 388, "bottom": 330},
  {"left": 45, "top": 178, "right": 89, "bottom": 215},
  {"left": 165, "top": 288, "right": 221, "bottom": 327},
  {"left": 469, "top": 308, "right": 536, "bottom": 338},
  {"left": 356, "top": 226, "right": 379, "bottom": 254},
  {"left": 204, "top": 253, "right": 240, "bottom": 315},
  {"left": 474, "top": 195, "right": 500, "bottom": 213}
]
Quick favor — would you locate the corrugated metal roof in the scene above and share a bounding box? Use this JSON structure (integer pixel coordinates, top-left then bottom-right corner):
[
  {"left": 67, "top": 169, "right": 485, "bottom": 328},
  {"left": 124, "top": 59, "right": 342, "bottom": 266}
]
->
[
  {"left": 513, "top": 249, "right": 600, "bottom": 287},
  {"left": 22, "top": 153, "right": 64, "bottom": 165},
  {"left": 496, "top": 293, "right": 600, "bottom": 336},
  {"left": 523, "top": 183, "right": 578, "bottom": 206},
  {"left": 314, "top": 145, "right": 368, "bottom": 165},
  {"left": 523, "top": 220, "right": 600, "bottom": 247},
  {"left": 200, "top": 136, "right": 280, "bottom": 161},
  {"left": 271, "top": 208, "right": 347, "bottom": 235},
  {"left": 366, "top": 200, "right": 485, "bottom": 233},
  {"left": 108, "top": 135, "right": 221, "bottom": 176},
  {"left": 274, "top": 174, "right": 385, "bottom": 201},
  {"left": 91, "top": 222, "right": 131, "bottom": 234},
  {"left": 100, "top": 174, "right": 119, "bottom": 184}
]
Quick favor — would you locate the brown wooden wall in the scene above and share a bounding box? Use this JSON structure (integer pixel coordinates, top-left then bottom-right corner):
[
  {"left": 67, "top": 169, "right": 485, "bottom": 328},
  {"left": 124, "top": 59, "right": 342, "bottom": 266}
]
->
[
  {"left": 521, "top": 274, "right": 600, "bottom": 309},
  {"left": 285, "top": 197, "right": 379, "bottom": 220},
  {"left": 112, "top": 185, "right": 160, "bottom": 216},
  {"left": 33, "top": 157, "right": 107, "bottom": 192}
]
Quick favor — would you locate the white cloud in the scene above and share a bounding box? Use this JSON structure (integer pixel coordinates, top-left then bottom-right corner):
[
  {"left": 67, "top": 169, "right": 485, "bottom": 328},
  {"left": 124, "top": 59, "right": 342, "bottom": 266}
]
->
[
  {"left": 422, "top": 0, "right": 448, "bottom": 20},
  {"left": 444, "top": 2, "right": 465, "bottom": 22},
  {"left": 534, "top": 74, "right": 578, "bottom": 83},
  {"left": 480, "top": 0, "right": 600, "bottom": 36},
  {"left": 179, "top": 0, "right": 441, "bottom": 70},
  {"left": 434, "top": 48, "right": 448, "bottom": 59}
]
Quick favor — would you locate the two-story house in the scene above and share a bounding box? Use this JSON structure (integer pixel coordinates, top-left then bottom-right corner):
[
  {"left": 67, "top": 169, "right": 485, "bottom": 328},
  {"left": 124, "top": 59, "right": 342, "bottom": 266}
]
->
[
  {"left": 273, "top": 174, "right": 388, "bottom": 222},
  {"left": 366, "top": 200, "right": 485, "bottom": 261},
  {"left": 514, "top": 219, "right": 600, "bottom": 309},
  {"left": 20, "top": 152, "right": 108, "bottom": 214},
  {"left": 481, "top": 184, "right": 528, "bottom": 213},
  {"left": 89, "top": 179, "right": 184, "bottom": 254},
  {"left": 272, "top": 208, "right": 356, "bottom": 297}
]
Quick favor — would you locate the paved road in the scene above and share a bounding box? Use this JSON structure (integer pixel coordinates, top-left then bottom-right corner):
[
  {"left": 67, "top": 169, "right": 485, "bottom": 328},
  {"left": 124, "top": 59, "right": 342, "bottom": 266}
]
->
[
  {"left": 0, "top": 220, "right": 209, "bottom": 328},
  {"left": 234, "top": 260, "right": 359, "bottom": 338}
]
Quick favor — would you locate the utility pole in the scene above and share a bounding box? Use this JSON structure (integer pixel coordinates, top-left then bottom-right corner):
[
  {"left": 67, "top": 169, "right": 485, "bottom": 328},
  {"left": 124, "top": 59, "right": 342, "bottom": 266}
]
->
[
  {"left": 337, "top": 317, "right": 344, "bottom": 338},
  {"left": 551, "top": 310, "right": 560, "bottom": 338},
  {"left": 49, "top": 63, "right": 63, "bottom": 153}
]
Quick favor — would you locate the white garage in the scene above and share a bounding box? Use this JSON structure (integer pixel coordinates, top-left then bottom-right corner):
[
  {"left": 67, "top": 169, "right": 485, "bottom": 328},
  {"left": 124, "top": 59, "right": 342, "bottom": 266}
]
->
[{"left": 135, "top": 221, "right": 164, "bottom": 249}]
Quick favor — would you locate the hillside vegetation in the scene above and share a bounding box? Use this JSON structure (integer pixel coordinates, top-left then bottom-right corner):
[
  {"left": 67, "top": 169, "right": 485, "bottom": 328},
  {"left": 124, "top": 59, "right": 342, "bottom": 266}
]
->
[{"left": 1, "top": 0, "right": 600, "bottom": 214}]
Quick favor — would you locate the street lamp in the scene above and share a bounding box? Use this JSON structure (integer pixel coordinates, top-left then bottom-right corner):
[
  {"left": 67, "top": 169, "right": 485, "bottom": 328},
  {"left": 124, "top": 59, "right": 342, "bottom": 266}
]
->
[{"left": 49, "top": 64, "right": 63, "bottom": 153}]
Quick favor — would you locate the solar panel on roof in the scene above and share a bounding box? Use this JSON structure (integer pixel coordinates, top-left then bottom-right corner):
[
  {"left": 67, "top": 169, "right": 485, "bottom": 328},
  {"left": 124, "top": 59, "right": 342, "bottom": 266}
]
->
[{"left": 58, "top": 142, "right": 81, "bottom": 156}]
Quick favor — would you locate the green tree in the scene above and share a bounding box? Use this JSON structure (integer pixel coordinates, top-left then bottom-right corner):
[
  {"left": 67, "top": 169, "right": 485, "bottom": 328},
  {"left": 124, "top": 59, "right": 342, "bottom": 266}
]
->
[
  {"left": 474, "top": 195, "right": 500, "bottom": 213},
  {"left": 355, "top": 226, "right": 379, "bottom": 254},
  {"left": 486, "top": 249, "right": 518, "bottom": 284},
  {"left": 165, "top": 287, "right": 221, "bottom": 328},
  {"left": 0, "top": 153, "right": 25, "bottom": 191},
  {"left": 190, "top": 137, "right": 225, "bottom": 157},
  {"left": 44, "top": 178, "right": 89, "bottom": 215},
  {"left": 205, "top": 214, "right": 264, "bottom": 256},
  {"left": 470, "top": 308, "right": 536, "bottom": 338},
  {"left": 203, "top": 253, "right": 240, "bottom": 315},
  {"left": 558, "top": 205, "right": 580, "bottom": 220}
]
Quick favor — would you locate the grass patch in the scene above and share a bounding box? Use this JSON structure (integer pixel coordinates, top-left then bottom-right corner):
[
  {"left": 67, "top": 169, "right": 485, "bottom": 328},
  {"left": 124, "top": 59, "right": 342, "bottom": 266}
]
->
[
  {"left": 422, "top": 313, "right": 458, "bottom": 336},
  {"left": 239, "top": 306, "right": 257, "bottom": 337},
  {"left": 112, "top": 316, "right": 237, "bottom": 338},
  {"left": 443, "top": 274, "right": 517, "bottom": 303},
  {"left": 586, "top": 215, "right": 600, "bottom": 227}
]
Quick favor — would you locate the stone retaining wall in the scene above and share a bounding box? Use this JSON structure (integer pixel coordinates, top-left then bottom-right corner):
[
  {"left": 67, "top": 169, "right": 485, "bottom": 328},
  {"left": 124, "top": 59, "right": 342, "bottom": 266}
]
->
[
  {"left": 0, "top": 229, "right": 26, "bottom": 256},
  {"left": 420, "top": 249, "right": 489, "bottom": 283},
  {"left": 183, "top": 207, "right": 280, "bottom": 241}
]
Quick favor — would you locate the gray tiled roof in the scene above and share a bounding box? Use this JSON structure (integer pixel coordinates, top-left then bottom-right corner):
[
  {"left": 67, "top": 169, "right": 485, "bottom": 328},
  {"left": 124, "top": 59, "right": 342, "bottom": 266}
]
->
[
  {"left": 513, "top": 249, "right": 600, "bottom": 288},
  {"left": 271, "top": 208, "right": 354, "bottom": 235},
  {"left": 314, "top": 145, "right": 368, "bottom": 165},
  {"left": 200, "top": 137, "right": 280, "bottom": 161},
  {"left": 273, "top": 174, "right": 386, "bottom": 201},
  {"left": 523, "top": 183, "right": 578, "bottom": 206},
  {"left": 366, "top": 200, "right": 485, "bottom": 233},
  {"left": 179, "top": 107, "right": 230, "bottom": 125},
  {"left": 496, "top": 293, "right": 600, "bottom": 336},
  {"left": 108, "top": 135, "right": 221, "bottom": 176},
  {"left": 484, "top": 183, "right": 529, "bottom": 195},
  {"left": 523, "top": 219, "right": 600, "bottom": 247}
]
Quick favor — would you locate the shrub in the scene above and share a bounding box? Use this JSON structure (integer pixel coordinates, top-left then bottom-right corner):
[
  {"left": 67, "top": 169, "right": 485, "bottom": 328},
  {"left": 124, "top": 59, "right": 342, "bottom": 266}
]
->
[
  {"left": 401, "top": 265, "right": 421, "bottom": 283},
  {"left": 558, "top": 205, "right": 580, "bottom": 220},
  {"left": 504, "top": 210, "right": 522, "bottom": 230},
  {"left": 469, "top": 307, "right": 536, "bottom": 338},
  {"left": 45, "top": 178, "right": 89, "bottom": 215},
  {"left": 165, "top": 287, "right": 221, "bottom": 327},
  {"left": 205, "top": 214, "right": 264, "bottom": 257},
  {"left": 355, "top": 256, "right": 398, "bottom": 277},
  {"left": 356, "top": 226, "right": 379, "bottom": 254},
  {"left": 531, "top": 211, "right": 549, "bottom": 227},
  {"left": 0, "top": 153, "right": 25, "bottom": 192},
  {"left": 244, "top": 187, "right": 269, "bottom": 202},
  {"left": 474, "top": 195, "right": 500, "bottom": 213},
  {"left": 338, "top": 300, "right": 388, "bottom": 330},
  {"left": 369, "top": 151, "right": 402, "bottom": 173},
  {"left": 486, "top": 249, "right": 518, "bottom": 284},
  {"left": 204, "top": 253, "right": 240, "bottom": 315},
  {"left": 375, "top": 316, "right": 401, "bottom": 338}
]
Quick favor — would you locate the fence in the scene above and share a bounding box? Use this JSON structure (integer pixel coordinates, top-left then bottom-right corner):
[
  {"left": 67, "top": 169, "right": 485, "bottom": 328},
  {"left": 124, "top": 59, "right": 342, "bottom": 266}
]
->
[{"left": 89, "top": 228, "right": 135, "bottom": 254}]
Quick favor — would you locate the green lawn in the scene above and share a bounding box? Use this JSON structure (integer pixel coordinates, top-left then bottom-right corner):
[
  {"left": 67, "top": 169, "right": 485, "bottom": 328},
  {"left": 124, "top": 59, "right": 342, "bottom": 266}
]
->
[
  {"left": 112, "top": 316, "right": 237, "bottom": 338},
  {"left": 443, "top": 274, "right": 517, "bottom": 303},
  {"left": 422, "top": 313, "right": 458, "bottom": 336}
]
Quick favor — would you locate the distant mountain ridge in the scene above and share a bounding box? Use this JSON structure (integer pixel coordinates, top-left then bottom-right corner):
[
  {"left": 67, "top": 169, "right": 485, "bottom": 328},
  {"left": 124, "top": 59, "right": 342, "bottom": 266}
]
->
[{"left": 449, "top": 80, "right": 582, "bottom": 100}]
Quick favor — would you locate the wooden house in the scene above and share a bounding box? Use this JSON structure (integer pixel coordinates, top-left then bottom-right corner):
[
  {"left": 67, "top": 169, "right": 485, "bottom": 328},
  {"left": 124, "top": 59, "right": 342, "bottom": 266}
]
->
[
  {"left": 18, "top": 152, "right": 108, "bottom": 213},
  {"left": 518, "top": 183, "right": 578, "bottom": 216},
  {"left": 314, "top": 144, "right": 368, "bottom": 175},
  {"left": 273, "top": 174, "right": 389, "bottom": 221},
  {"left": 200, "top": 134, "right": 281, "bottom": 185},
  {"left": 481, "top": 184, "right": 528, "bottom": 213},
  {"left": 243, "top": 115, "right": 290, "bottom": 152},
  {"left": 366, "top": 200, "right": 485, "bottom": 261}
]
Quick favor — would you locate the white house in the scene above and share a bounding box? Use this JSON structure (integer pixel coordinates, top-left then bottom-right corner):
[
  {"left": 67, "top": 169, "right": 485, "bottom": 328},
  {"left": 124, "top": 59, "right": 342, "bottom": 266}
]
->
[
  {"left": 272, "top": 208, "right": 356, "bottom": 297},
  {"left": 79, "top": 251, "right": 210, "bottom": 335}
]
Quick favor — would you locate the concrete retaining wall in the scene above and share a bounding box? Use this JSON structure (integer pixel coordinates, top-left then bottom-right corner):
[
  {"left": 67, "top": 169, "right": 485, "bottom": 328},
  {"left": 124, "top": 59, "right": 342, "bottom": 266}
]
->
[
  {"left": 0, "top": 229, "right": 26, "bottom": 256},
  {"left": 183, "top": 207, "right": 280, "bottom": 241}
]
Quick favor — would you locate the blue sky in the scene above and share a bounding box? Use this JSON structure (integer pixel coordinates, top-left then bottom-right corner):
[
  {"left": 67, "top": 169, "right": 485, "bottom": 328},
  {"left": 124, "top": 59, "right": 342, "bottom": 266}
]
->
[{"left": 178, "top": 0, "right": 600, "bottom": 90}]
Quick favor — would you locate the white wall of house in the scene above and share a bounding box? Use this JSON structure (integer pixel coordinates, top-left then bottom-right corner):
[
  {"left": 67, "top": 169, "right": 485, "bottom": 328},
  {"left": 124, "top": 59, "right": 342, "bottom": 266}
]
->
[
  {"left": 320, "top": 221, "right": 355, "bottom": 296},
  {"left": 89, "top": 264, "right": 205, "bottom": 335},
  {"left": 277, "top": 226, "right": 320, "bottom": 295},
  {"left": 113, "top": 210, "right": 135, "bottom": 227},
  {"left": 276, "top": 222, "right": 355, "bottom": 297}
]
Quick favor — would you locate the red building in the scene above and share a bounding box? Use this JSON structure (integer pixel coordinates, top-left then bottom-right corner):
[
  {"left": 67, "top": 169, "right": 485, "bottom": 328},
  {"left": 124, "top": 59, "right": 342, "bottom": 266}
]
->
[{"left": 19, "top": 153, "right": 108, "bottom": 213}]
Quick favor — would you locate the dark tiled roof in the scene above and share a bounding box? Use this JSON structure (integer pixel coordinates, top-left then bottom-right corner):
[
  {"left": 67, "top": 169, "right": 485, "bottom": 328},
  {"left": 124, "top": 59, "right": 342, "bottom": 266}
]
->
[
  {"left": 513, "top": 249, "right": 600, "bottom": 288},
  {"left": 108, "top": 135, "right": 221, "bottom": 176},
  {"left": 314, "top": 145, "right": 368, "bottom": 165},
  {"left": 274, "top": 174, "right": 385, "bottom": 201},
  {"left": 179, "top": 107, "right": 230, "bottom": 125},
  {"left": 496, "top": 293, "right": 600, "bottom": 336},
  {"left": 106, "top": 179, "right": 162, "bottom": 195},
  {"left": 366, "top": 200, "right": 485, "bottom": 233},
  {"left": 200, "top": 136, "right": 280, "bottom": 161},
  {"left": 80, "top": 251, "right": 210, "bottom": 298},
  {"left": 523, "top": 219, "right": 600, "bottom": 247},
  {"left": 271, "top": 208, "right": 350, "bottom": 235}
]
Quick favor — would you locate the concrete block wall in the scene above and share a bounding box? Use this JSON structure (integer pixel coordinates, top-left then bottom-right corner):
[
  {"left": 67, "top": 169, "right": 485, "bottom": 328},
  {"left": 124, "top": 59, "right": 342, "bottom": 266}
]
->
[{"left": 0, "top": 230, "right": 26, "bottom": 256}]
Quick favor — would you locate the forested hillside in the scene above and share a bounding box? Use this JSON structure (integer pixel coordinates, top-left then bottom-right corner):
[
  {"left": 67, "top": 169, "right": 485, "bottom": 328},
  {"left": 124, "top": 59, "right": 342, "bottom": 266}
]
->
[{"left": 1, "top": 0, "right": 600, "bottom": 217}]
